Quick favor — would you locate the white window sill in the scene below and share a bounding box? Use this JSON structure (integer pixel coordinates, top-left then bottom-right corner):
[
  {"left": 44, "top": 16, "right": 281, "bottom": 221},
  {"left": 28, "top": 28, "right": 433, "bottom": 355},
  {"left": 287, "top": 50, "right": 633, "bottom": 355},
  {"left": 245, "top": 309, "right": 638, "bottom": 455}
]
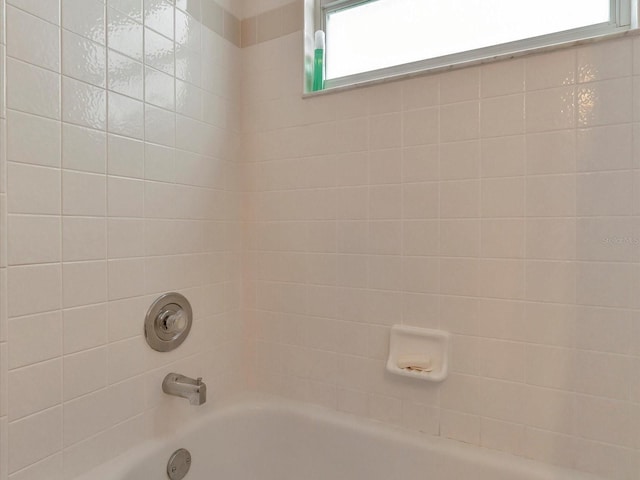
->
[{"left": 303, "top": 27, "right": 639, "bottom": 99}]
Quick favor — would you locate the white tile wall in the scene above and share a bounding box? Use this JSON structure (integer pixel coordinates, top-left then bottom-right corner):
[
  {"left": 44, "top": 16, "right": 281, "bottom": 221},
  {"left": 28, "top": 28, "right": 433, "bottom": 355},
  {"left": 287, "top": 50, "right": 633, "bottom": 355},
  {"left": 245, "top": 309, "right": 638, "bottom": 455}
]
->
[
  {"left": 0, "top": 0, "right": 243, "bottom": 478},
  {"left": 2, "top": 1, "right": 640, "bottom": 479},
  {"left": 241, "top": 23, "right": 640, "bottom": 480}
]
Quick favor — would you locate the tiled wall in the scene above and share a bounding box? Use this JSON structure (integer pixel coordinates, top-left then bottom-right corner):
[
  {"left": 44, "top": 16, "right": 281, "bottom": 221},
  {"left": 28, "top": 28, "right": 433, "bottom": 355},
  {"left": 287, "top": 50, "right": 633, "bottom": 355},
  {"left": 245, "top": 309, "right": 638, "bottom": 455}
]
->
[
  {"left": 242, "top": 0, "right": 296, "bottom": 21},
  {"left": 1, "top": 0, "right": 8, "bottom": 479},
  {"left": 0, "top": 0, "right": 244, "bottom": 478},
  {"left": 2, "top": 0, "right": 640, "bottom": 479},
  {"left": 241, "top": 5, "right": 640, "bottom": 479},
  {"left": 240, "top": 1, "right": 302, "bottom": 47}
]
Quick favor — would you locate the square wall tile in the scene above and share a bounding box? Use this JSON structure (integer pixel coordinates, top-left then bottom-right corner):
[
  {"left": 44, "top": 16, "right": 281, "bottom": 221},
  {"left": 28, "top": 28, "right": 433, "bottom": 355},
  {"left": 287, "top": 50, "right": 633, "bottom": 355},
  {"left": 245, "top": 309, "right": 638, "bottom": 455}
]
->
[
  {"left": 7, "top": 58, "right": 60, "bottom": 120},
  {"left": 107, "top": 7, "right": 143, "bottom": 61},
  {"left": 107, "top": 91, "right": 144, "bottom": 140},
  {"left": 62, "top": 171, "right": 106, "bottom": 217},
  {"left": 144, "top": 0, "right": 174, "bottom": 40},
  {"left": 9, "top": 406, "right": 62, "bottom": 473},
  {"left": 7, "top": 163, "right": 60, "bottom": 215},
  {"left": 63, "top": 347, "right": 107, "bottom": 401},
  {"left": 8, "top": 311, "right": 62, "bottom": 369},
  {"left": 62, "top": 0, "right": 106, "bottom": 45},
  {"left": 7, "top": 0, "right": 60, "bottom": 24},
  {"left": 62, "top": 261, "right": 107, "bottom": 308},
  {"left": 8, "top": 265, "right": 61, "bottom": 318},
  {"left": 62, "top": 77, "right": 107, "bottom": 130},
  {"left": 7, "top": 110, "right": 61, "bottom": 168},
  {"left": 62, "top": 123, "right": 107, "bottom": 174},
  {"left": 62, "top": 217, "right": 106, "bottom": 262},
  {"left": 8, "top": 359, "right": 62, "bottom": 421},
  {"left": 108, "top": 0, "right": 143, "bottom": 23},
  {"left": 8, "top": 215, "right": 61, "bottom": 265},
  {"left": 7, "top": 6, "right": 60, "bottom": 72},
  {"left": 62, "top": 30, "right": 106, "bottom": 88},
  {"left": 63, "top": 303, "right": 107, "bottom": 354}
]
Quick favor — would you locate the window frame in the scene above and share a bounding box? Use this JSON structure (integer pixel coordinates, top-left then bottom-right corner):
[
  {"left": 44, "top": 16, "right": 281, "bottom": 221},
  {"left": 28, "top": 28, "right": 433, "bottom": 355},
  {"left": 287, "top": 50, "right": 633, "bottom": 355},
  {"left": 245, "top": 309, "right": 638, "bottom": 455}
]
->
[{"left": 308, "top": 0, "right": 636, "bottom": 91}]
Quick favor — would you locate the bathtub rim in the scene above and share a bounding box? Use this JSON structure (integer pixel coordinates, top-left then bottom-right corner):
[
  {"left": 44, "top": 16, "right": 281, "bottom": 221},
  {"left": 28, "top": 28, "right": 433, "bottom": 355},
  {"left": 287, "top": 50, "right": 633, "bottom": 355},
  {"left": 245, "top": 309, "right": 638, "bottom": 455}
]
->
[{"left": 72, "top": 392, "right": 605, "bottom": 480}]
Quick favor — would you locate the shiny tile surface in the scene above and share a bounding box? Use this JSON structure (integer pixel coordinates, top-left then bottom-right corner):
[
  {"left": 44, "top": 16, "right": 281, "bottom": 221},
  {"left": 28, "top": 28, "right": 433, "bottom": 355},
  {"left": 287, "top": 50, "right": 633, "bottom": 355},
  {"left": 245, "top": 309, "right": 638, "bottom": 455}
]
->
[
  {"left": 144, "top": 27, "right": 175, "bottom": 75},
  {"left": 107, "top": 6, "right": 143, "bottom": 61},
  {"left": 2, "top": 1, "right": 242, "bottom": 477},
  {"left": 62, "top": 0, "right": 106, "bottom": 45},
  {"left": 6, "top": 58, "right": 60, "bottom": 119},
  {"left": 107, "top": 49, "right": 144, "bottom": 100},
  {"left": 107, "top": 91, "right": 144, "bottom": 139},
  {"left": 62, "top": 77, "right": 107, "bottom": 130},
  {"left": 175, "top": 7, "right": 201, "bottom": 52},
  {"left": 108, "top": 0, "right": 143, "bottom": 23},
  {"left": 144, "top": 0, "right": 174, "bottom": 39},
  {"left": 62, "top": 30, "right": 107, "bottom": 88},
  {"left": 577, "top": 77, "right": 633, "bottom": 127},
  {"left": 62, "top": 123, "right": 106, "bottom": 173},
  {"left": 144, "top": 66, "right": 175, "bottom": 110},
  {"left": 6, "top": 0, "right": 60, "bottom": 24},
  {"left": 525, "top": 86, "right": 575, "bottom": 132},
  {"left": 238, "top": 9, "right": 640, "bottom": 480},
  {"left": 7, "top": 6, "right": 60, "bottom": 72},
  {"left": 2, "top": 2, "right": 640, "bottom": 480}
]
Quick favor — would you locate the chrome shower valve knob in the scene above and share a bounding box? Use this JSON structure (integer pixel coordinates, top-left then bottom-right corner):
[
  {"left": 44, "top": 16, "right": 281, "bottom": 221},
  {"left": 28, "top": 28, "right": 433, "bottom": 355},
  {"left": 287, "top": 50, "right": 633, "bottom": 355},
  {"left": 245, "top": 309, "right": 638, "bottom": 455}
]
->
[
  {"left": 159, "top": 308, "right": 188, "bottom": 335},
  {"left": 145, "top": 293, "right": 193, "bottom": 352}
]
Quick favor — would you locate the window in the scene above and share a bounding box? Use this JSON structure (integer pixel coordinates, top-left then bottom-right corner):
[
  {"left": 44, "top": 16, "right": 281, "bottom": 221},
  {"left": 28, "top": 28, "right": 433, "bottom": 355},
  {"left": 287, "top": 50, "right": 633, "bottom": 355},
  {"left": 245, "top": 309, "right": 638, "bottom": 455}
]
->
[{"left": 308, "top": 0, "right": 634, "bottom": 90}]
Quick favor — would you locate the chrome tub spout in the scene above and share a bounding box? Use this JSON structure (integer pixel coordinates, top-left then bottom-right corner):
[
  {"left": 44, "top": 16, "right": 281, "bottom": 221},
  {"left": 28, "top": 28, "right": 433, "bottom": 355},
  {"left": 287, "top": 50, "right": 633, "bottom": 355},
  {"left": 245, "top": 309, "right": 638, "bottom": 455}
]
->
[{"left": 162, "top": 373, "right": 207, "bottom": 405}]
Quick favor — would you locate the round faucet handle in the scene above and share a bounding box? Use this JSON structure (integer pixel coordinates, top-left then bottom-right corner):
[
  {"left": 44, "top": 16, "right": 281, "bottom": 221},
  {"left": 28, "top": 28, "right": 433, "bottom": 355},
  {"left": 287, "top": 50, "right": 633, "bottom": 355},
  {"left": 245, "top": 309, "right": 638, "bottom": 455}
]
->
[
  {"left": 145, "top": 293, "right": 193, "bottom": 351},
  {"left": 161, "top": 309, "right": 187, "bottom": 334}
]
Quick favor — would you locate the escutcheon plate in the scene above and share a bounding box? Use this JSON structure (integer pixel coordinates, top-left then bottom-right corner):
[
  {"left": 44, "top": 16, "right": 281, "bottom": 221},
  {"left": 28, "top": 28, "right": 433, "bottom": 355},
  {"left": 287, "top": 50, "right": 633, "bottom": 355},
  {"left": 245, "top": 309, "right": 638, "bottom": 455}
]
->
[
  {"left": 167, "top": 448, "right": 192, "bottom": 480},
  {"left": 145, "top": 292, "right": 193, "bottom": 352}
]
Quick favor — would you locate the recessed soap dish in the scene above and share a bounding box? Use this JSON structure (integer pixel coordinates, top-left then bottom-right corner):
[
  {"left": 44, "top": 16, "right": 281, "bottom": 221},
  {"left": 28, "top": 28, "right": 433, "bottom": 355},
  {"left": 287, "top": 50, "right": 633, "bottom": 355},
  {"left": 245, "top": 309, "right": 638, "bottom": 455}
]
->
[{"left": 386, "top": 325, "right": 450, "bottom": 382}]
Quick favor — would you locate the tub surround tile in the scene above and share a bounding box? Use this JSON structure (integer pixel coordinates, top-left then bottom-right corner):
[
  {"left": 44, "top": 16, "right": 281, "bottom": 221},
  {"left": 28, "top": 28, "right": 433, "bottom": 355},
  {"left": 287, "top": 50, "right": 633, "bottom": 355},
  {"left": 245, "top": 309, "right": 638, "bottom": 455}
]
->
[
  {"left": 577, "top": 77, "right": 633, "bottom": 127},
  {"left": 8, "top": 359, "right": 62, "bottom": 421},
  {"left": 8, "top": 406, "right": 62, "bottom": 474},
  {"left": 62, "top": 171, "right": 106, "bottom": 217},
  {"left": 63, "top": 348, "right": 107, "bottom": 401},
  {"left": 61, "top": 30, "right": 106, "bottom": 88},
  {"left": 62, "top": 414, "right": 145, "bottom": 480},
  {"left": 6, "top": 453, "right": 62, "bottom": 480},
  {"left": 3, "top": 1, "right": 243, "bottom": 477},
  {"left": 7, "top": 265, "right": 61, "bottom": 318},
  {"left": 241, "top": 14, "right": 640, "bottom": 480},
  {"left": 144, "top": 0, "right": 174, "bottom": 40},
  {"left": 6, "top": 6, "right": 60, "bottom": 72},
  {"left": 107, "top": 134, "right": 144, "bottom": 178},
  {"left": 241, "top": 0, "right": 300, "bottom": 47},
  {"left": 525, "top": 48, "right": 576, "bottom": 90},
  {"left": 0, "top": 344, "right": 7, "bottom": 416},
  {"left": 106, "top": 7, "right": 143, "bottom": 61},
  {"left": 6, "top": 111, "right": 61, "bottom": 169},
  {"left": 6, "top": 59, "right": 60, "bottom": 120},
  {"left": 7, "top": 215, "right": 60, "bottom": 266},
  {"left": 62, "top": 217, "right": 107, "bottom": 262},
  {"left": 61, "top": 0, "right": 106, "bottom": 46},
  {"left": 63, "top": 304, "right": 107, "bottom": 355},
  {"left": 1, "top": 1, "right": 639, "bottom": 480},
  {"left": 7, "top": 312, "right": 62, "bottom": 369},
  {"left": 6, "top": 0, "right": 60, "bottom": 25},
  {"left": 62, "top": 123, "right": 107, "bottom": 174}
]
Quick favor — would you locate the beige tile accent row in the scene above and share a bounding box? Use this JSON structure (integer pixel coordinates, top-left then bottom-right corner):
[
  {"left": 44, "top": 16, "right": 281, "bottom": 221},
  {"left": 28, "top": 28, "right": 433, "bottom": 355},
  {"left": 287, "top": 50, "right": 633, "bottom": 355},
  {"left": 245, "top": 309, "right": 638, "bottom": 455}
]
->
[
  {"left": 200, "top": 1, "right": 243, "bottom": 47},
  {"left": 241, "top": 1, "right": 303, "bottom": 48}
]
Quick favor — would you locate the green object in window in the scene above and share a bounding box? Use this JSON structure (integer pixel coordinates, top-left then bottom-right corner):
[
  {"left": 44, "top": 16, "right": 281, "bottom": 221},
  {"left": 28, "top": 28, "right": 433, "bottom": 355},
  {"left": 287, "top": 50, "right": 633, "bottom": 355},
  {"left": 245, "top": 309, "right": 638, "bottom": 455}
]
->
[{"left": 313, "top": 30, "right": 325, "bottom": 91}]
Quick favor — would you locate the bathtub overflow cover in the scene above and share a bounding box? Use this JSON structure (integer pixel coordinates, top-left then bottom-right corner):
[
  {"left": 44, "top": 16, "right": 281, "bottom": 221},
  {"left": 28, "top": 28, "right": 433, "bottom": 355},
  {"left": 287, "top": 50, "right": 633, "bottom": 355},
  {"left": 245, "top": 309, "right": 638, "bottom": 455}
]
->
[{"left": 167, "top": 448, "right": 191, "bottom": 480}]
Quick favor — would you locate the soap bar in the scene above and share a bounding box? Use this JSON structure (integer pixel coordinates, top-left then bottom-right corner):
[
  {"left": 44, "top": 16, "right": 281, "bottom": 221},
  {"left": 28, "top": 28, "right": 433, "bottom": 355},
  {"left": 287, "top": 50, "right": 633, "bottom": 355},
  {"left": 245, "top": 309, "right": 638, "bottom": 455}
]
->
[{"left": 397, "top": 354, "right": 433, "bottom": 372}]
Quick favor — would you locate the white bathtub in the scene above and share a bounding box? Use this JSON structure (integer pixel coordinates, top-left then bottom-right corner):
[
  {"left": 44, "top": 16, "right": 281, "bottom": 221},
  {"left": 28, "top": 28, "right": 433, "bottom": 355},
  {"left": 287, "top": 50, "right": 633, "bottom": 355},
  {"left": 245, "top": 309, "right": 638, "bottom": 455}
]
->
[{"left": 76, "top": 396, "right": 603, "bottom": 480}]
